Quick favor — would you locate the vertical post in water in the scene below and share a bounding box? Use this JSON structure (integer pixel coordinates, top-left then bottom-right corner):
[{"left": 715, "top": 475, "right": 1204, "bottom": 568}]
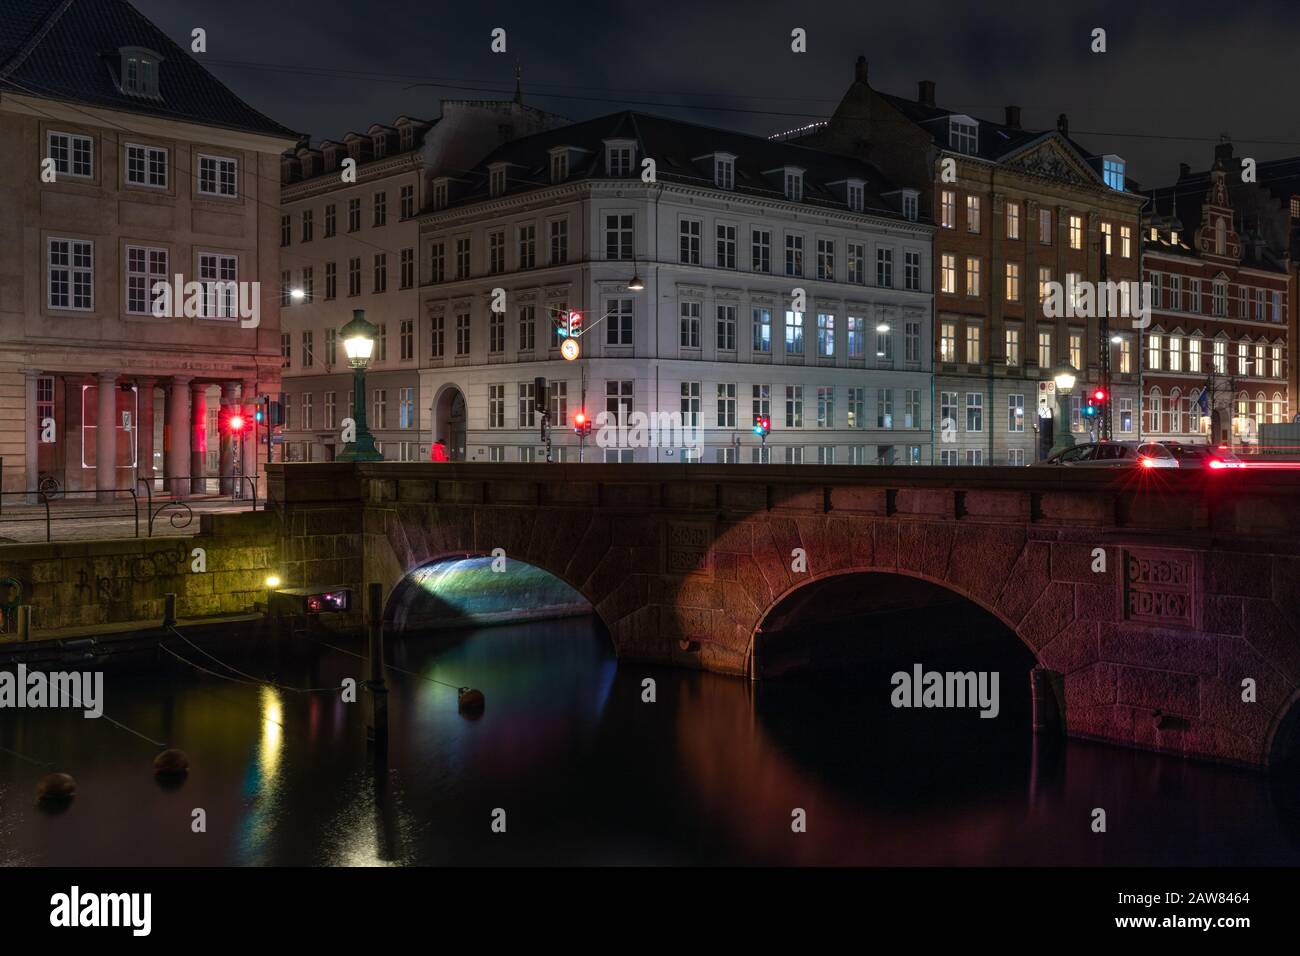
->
[{"left": 366, "top": 582, "right": 388, "bottom": 746}]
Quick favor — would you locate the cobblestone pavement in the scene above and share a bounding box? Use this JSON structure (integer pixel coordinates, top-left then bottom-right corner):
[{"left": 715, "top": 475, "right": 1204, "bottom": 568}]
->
[{"left": 0, "top": 497, "right": 258, "bottom": 543}]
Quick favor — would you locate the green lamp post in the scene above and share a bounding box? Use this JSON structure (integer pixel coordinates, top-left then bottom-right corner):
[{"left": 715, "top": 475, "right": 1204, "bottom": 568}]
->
[
  {"left": 1049, "top": 361, "right": 1078, "bottom": 457},
  {"left": 337, "top": 309, "right": 383, "bottom": 462}
]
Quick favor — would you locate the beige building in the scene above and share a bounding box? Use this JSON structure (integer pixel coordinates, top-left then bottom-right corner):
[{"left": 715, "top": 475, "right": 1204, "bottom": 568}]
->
[
  {"left": 277, "top": 96, "right": 566, "bottom": 463},
  {"left": 0, "top": 0, "right": 298, "bottom": 502}
]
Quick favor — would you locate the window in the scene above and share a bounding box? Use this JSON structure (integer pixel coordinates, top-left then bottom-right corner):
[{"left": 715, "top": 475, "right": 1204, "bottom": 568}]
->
[
  {"left": 400, "top": 184, "right": 415, "bottom": 219},
  {"left": 1120, "top": 225, "right": 1132, "bottom": 258},
  {"left": 280, "top": 333, "right": 290, "bottom": 368},
  {"left": 1168, "top": 334, "right": 1182, "bottom": 372},
  {"left": 941, "top": 190, "right": 956, "bottom": 229},
  {"left": 1005, "top": 328, "right": 1020, "bottom": 366},
  {"left": 124, "top": 245, "right": 166, "bottom": 314},
  {"left": 965, "top": 256, "right": 980, "bottom": 297},
  {"left": 606, "top": 380, "right": 633, "bottom": 424},
  {"left": 817, "top": 238, "right": 834, "bottom": 279},
  {"left": 325, "top": 328, "right": 337, "bottom": 366},
  {"left": 752, "top": 307, "right": 772, "bottom": 353},
  {"left": 455, "top": 312, "right": 471, "bottom": 355},
  {"left": 1008, "top": 394, "right": 1025, "bottom": 432},
  {"left": 718, "top": 224, "right": 738, "bottom": 269},
  {"left": 550, "top": 381, "right": 568, "bottom": 426},
  {"left": 198, "top": 154, "right": 238, "bottom": 197},
  {"left": 606, "top": 143, "right": 633, "bottom": 176},
  {"left": 715, "top": 155, "right": 735, "bottom": 189},
  {"left": 1068, "top": 215, "right": 1082, "bottom": 250},
  {"left": 875, "top": 321, "right": 892, "bottom": 362},
  {"left": 373, "top": 254, "right": 387, "bottom": 293},
  {"left": 966, "top": 325, "right": 981, "bottom": 364},
  {"left": 817, "top": 313, "right": 835, "bottom": 357},
  {"left": 752, "top": 384, "right": 771, "bottom": 423},
  {"left": 1103, "top": 157, "right": 1125, "bottom": 190},
  {"left": 300, "top": 392, "right": 313, "bottom": 430},
  {"left": 1119, "top": 336, "right": 1133, "bottom": 374},
  {"left": 877, "top": 248, "right": 893, "bottom": 288},
  {"left": 847, "top": 315, "right": 865, "bottom": 359},
  {"left": 517, "top": 224, "right": 536, "bottom": 270},
  {"left": 489, "top": 167, "right": 506, "bottom": 197},
  {"left": 347, "top": 257, "right": 361, "bottom": 296},
  {"left": 1148, "top": 333, "right": 1162, "bottom": 370},
  {"left": 605, "top": 213, "right": 633, "bottom": 260},
  {"left": 607, "top": 298, "right": 633, "bottom": 346},
  {"left": 1006, "top": 201, "right": 1020, "bottom": 239},
  {"left": 518, "top": 382, "right": 537, "bottom": 428},
  {"left": 430, "top": 315, "right": 445, "bottom": 358},
  {"left": 717, "top": 384, "right": 737, "bottom": 428},
  {"left": 376, "top": 323, "right": 388, "bottom": 363},
  {"left": 47, "top": 131, "right": 93, "bottom": 178},
  {"left": 1069, "top": 331, "right": 1083, "bottom": 371},
  {"left": 903, "top": 191, "right": 918, "bottom": 222},
  {"left": 904, "top": 250, "right": 921, "bottom": 291},
  {"left": 325, "top": 204, "right": 336, "bottom": 237},
  {"left": 904, "top": 320, "right": 920, "bottom": 363},
  {"left": 679, "top": 219, "right": 701, "bottom": 265},
  {"left": 846, "top": 387, "right": 865, "bottom": 428},
  {"left": 1005, "top": 262, "right": 1020, "bottom": 302},
  {"left": 752, "top": 230, "right": 771, "bottom": 273},
  {"left": 488, "top": 385, "right": 505, "bottom": 428},
  {"left": 487, "top": 231, "right": 506, "bottom": 274},
  {"left": 372, "top": 389, "right": 387, "bottom": 430},
  {"left": 966, "top": 195, "right": 981, "bottom": 233},
  {"left": 785, "top": 385, "right": 804, "bottom": 427},
  {"left": 324, "top": 392, "right": 336, "bottom": 430},
  {"left": 125, "top": 143, "right": 167, "bottom": 188},
  {"left": 877, "top": 388, "right": 893, "bottom": 428},
  {"left": 1119, "top": 397, "right": 1134, "bottom": 433},
  {"left": 198, "top": 252, "right": 237, "bottom": 318},
  {"left": 348, "top": 198, "right": 361, "bottom": 232},
  {"left": 965, "top": 393, "right": 983, "bottom": 432},
  {"left": 301, "top": 331, "right": 314, "bottom": 368},
  {"left": 717, "top": 304, "right": 737, "bottom": 351},
  {"left": 431, "top": 181, "right": 447, "bottom": 210},
  {"left": 679, "top": 301, "right": 701, "bottom": 348},
  {"left": 280, "top": 270, "right": 292, "bottom": 306},
  {"left": 785, "top": 310, "right": 804, "bottom": 355},
  {"left": 941, "top": 253, "right": 956, "bottom": 294},
  {"left": 784, "top": 170, "right": 803, "bottom": 201},
  {"left": 373, "top": 191, "right": 387, "bottom": 226},
  {"left": 1213, "top": 339, "right": 1227, "bottom": 374},
  {"left": 455, "top": 238, "right": 471, "bottom": 279},
  {"left": 785, "top": 235, "right": 803, "bottom": 277},
  {"left": 549, "top": 219, "right": 568, "bottom": 264},
  {"left": 1039, "top": 208, "right": 1052, "bottom": 244},
  {"left": 848, "top": 242, "right": 866, "bottom": 284},
  {"left": 939, "top": 392, "right": 958, "bottom": 435},
  {"left": 904, "top": 389, "right": 920, "bottom": 429},
  {"left": 1189, "top": 279, "right": 1200, "bottom": 313},
  {"left": 1037, "top": 329, "right": 1052, "bottom": 368},
  {"left": 120, "top": 49, "right": 160, "bottom": 97},
  {"left": 949, "top": 117, "right": 978, "bottom": 153},
  {"left": 965, "top": 450, "right": 984, "bottom": 466},
  {"left": 817, "top": 387, "right": 835, "bottom": 428},
  {"left": 940, "top": 322, "right": 956, "bottom": 363},
  {"left": 786, "top": 447, "right": 805, "bottom": 465},
  {"left": 679, "top": 382, "right": 701, "bottom": 428}
]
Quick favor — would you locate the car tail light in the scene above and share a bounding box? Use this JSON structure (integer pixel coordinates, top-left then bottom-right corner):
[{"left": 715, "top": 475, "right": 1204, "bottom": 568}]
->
[{"left": 1140, "top": 457, "right": 1156, "bottom": 468}]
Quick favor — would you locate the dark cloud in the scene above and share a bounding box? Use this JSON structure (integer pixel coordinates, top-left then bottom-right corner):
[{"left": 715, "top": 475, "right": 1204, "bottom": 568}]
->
[{"left": 134, "top": 0, "right": 1300, "bottom": 185}]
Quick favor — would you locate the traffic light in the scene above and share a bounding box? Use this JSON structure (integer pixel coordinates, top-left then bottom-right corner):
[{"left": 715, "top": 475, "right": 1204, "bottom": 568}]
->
[
  {"left": 1083, "top": 388, "right": 1106, "bottom": 420},
  {"left": 1092, "top": 388, "right": 1107, "bottom": 403},
  {"left": 753, "top": 415, "right": 771, "bottom": 441},
  {"left": 573, "top": 410, "right": 592, "bottom": 437},
  {"left": 219, "top": 406, "right": 249, "bottom": 434}
]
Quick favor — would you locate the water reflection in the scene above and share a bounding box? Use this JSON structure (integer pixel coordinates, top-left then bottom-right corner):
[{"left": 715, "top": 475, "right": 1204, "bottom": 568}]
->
[{"left": 0, "top": 617, "right": 1298, "bottom": 866}]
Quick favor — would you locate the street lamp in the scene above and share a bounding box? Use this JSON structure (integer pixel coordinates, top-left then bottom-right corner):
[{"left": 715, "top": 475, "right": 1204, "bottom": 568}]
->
[
  {"left": 337, "top": 309, "right": 383, "bottom": 462},
  {"left": 1050, "top": 361, "right": 1077, "bottom": 456}
]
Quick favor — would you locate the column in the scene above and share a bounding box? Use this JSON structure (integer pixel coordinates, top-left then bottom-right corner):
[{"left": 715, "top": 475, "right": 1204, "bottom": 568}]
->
[
  {"left": 190, "top": 381, "right": 207, "bottom": 494},
  {"left": 242, "top": 379, "right": 259, "bottom": 498},
  {"left": 166, "top": 376, "right": 191, "bottom": 498},
  {"left": 219, "top": 381, "right": 239, "bottom": 495},
  {"left": 136, "top": 378, "right": 156, "bottom": 492},
  {"left": 21, "top": 368, "right": 40, "bottom": 504},
  {"left": 96, "top": 370, "right": 118, "bottom": 502}
]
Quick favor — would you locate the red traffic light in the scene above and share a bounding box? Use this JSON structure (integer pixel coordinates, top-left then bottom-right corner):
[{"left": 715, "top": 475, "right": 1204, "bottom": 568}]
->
[
  {"left": 569, "top": 310, "right": 583, "bottom": 329},
  {"left": 1092, "top": 389, "right": 1107, "bottom": 403},
  {"left": 574, "top": 411, "right": 587, "bottom": 426},
  {"left": 228, "top": 414, "right": 246, "bottom": 433}
]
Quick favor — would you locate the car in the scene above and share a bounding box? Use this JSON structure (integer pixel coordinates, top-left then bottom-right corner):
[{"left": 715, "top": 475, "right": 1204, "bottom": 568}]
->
[
  {"left": 1158, "top": 441, "right": 1244, "bottom": 470},
  {"left": 1035, "top": 441, "right": 1178, "bottom": 468}
]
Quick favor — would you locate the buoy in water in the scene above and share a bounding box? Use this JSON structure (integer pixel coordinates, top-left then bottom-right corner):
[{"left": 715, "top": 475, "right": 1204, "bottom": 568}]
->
[
  {"left": 36, "top": 772, "right": 76, "bottom": 804},
  {"left": 457, "top": 687, "right": 485, "bottom": 717},
  {"left": 153, "top": 749, "right": 190, "bottom": 777}
]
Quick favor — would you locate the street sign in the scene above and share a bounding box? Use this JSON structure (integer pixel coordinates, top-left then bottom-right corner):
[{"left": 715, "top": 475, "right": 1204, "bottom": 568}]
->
[
  {"left": 271, "top": 434, "right": 284, "bottom": 445},
  {"left": 561, "top": 337, "right": 581, "bottom": 361}
]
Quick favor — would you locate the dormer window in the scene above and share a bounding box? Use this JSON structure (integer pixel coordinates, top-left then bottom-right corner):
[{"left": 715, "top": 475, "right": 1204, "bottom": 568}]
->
[
  {"left": 784, "top": 169, "right": 804, "bottom": 201},
  {"left": 605, "top": 141, "right": 634, "bottom": 177},
  {"left": 431, "top": 179, "right": 448, "bottom": 210},
  {"left": 948, "top": 116, "right": 978, "bottom": 154},
  {"left": 846, "top": 179, "right": 864, "bottom": 212},
  {"left": 400, "top": 127, "right": 413, "bottom": 151},
  {"left": 714, "top": 154, "right": 735, "bottom": 190},
  {"left": 120, "top": 47, "right": 161, "bottom": 98},
  {"left": 372, "top": 134, "right": 387, "bottom": 159},
  {"left": 1291, "top": 197, "right": 1299, "bottom": 219},
  {"left": 1103, "top": 155, "right": 1125, "bottom": 191},
  {"left": 1170, "top": 230, "right": 1179, "bottom": 245},
  {"left": 549, "top": 149, "right": 569, "bottom": 183},
  {"left": 489, "top": 164, "right": 507, "bottom": 197},
  {"left": 902, "top": 189, "right": 919, "bottom": 221}
]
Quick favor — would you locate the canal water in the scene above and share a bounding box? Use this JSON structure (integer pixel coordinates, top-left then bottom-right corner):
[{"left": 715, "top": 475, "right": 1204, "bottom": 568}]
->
[{"left": 2, "top": 615, "right": 1299, "bottom": 866}]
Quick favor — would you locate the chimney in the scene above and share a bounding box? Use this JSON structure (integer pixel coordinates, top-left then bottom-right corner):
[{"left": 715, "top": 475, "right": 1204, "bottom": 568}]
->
[
  {"left": 918, "top": 80, "right": 935, "bottom": 107},
  {"left": 855, "top": 55, "right": 868, "bottom": 84},
  {"left": 1179, "top": 162, "right": 1190, "bottom": 180},
  {"left": 1214, "top": 139, "right": 1234, "bottom": 166},
  {"left": 1004, "top": 105, "right": 1021, "bottom": 130},
  {"left": 1056, "top": 113, "right": 1068, "bottom": 137}
]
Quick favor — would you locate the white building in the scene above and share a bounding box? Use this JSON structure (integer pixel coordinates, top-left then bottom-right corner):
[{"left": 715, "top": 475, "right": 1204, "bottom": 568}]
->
[
  {"left": 420, "top": 111, "right": 936, "bottom": 465},
  {"left": 277, "top": 96, "right": 566, "bottom": 462}
]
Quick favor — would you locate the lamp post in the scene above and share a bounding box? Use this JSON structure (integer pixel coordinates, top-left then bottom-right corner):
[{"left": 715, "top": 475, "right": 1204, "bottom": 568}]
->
[
  {"left": 1050, "top": 362, "right": 1078, "bottom": 456},
  {"left": 338, "top": 309, "right": 383, "bottom": 462}
]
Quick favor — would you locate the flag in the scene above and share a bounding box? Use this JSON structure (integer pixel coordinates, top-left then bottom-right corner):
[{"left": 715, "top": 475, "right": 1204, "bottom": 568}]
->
[{"left": 1196, "top": 387, "right": 1210, "bottom": 414}]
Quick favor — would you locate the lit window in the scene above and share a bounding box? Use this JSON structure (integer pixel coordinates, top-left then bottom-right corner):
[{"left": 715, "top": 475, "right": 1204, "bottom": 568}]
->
[
  {"left": 120, "top": 48, "right": 161, "bottom": 97},
  {"left": 1103, "top": 157, "right": 1125, "bottom": 191},
  {"left": 948, "top": 117, "right": 978, "bottom": 154}
]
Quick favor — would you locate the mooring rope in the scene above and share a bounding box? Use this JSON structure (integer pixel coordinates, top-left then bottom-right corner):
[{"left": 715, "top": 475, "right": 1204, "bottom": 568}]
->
[
  {"left": 303, "top": 632, "right": 466, "bottom": 691},
  {"left": 164, "top": 625, "right": 346, "bottom": 694}
]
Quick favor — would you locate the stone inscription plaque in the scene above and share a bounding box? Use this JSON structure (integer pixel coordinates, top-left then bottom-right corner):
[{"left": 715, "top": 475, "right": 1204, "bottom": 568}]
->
[
  {"left": 1123, "top": 549, "right": 1195, "bottom": 627},
  {"left": 666, "top": 521, "right": 713, "bottom": 577}
]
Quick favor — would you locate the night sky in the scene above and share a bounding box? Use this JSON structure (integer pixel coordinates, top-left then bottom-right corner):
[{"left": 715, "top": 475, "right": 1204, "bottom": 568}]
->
[{"left": 134, "top": 0, "right": 1300, "bottom": 187}]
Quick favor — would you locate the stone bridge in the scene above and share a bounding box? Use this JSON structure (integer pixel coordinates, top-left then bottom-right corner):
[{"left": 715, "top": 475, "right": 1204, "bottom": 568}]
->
[{"left": 267, "top": 462, "right": 1300, "bottom": 769}]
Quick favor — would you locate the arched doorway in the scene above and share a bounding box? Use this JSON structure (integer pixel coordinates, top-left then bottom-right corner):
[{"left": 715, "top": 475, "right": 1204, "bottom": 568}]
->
[{"left": 433, "top": 386, "right": 467, "bottom": 461}]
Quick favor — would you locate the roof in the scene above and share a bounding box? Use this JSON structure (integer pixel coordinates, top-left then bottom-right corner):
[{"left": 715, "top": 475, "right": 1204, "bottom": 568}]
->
[
  {"left": 440, "top": 110, "right": 921, "bottom": 221},
  {"left": 0, "top": 0, "right": 299, "bottom": 141}
]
